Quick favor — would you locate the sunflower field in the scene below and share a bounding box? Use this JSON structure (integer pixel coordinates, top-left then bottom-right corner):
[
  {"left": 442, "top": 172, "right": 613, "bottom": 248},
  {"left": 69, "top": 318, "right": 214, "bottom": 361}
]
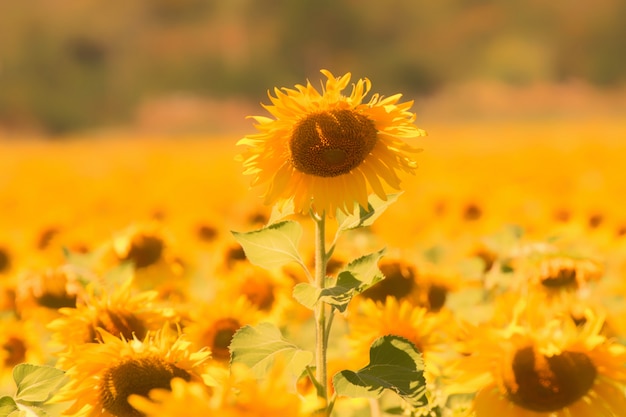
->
[{"left": 1, "top": 71, "right": 626, "bottom": 417}]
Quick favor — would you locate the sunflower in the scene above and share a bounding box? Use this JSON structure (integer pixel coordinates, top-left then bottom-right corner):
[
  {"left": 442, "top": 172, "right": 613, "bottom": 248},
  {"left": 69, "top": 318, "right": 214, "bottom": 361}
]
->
[
  {"left": 237, "top": 69, "right": 426, "bottom": 216},
  {"left": 128, "top": 363, "right": 309, "bottom": 417},
  {"left": 451, "top": 302, "right": 626, "bottom": 416},
  {"left": 507, "top": 249, "right": 605, "bottom": 311},
  {"left": 107, "top": 223, "right": 186, "bottom": 295},
  {"left": 1, "top": 317, "right": 46, "bottom": 377},
  {"left": 47, "top": 278, "right": 174, "bottom": 355},
  {"left": 346, "top": 296, "right": 455, "bottom": 379},
  {"left": 217, "top": 263, "right": 296, "bottom": 324},
  {"left": 183, "top": 295, "right": 262, "bottom": 362},
  {"left": 357, "top": 257, "right": 462, "bottom": 312},
  {"left": 14, "top": 264, "right": 86, "bottom": 321},
  {"left": 127, "top": 377, "right": 215, "bottom": 417},
  {"left": 52, "top": 325, "right": 212, "bottom": 417}
]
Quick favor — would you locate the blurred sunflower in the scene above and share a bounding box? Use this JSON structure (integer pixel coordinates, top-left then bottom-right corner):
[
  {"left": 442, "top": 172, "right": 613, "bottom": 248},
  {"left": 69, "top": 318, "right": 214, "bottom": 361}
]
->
[
  {"left": 237, "top": 69, "right": 426, "bottom": 216},
  {"left": 511, "top": 251, "right": 604, "bottom": 308},
  {"left": 358, "top": 258, "right": 461, "bottom": 312},
  {"left": 127, "top": 377, "right": 215, "bottom": 417},
  {"left": 451, "top": 303, "right": 626, "bottom": 416},
  {"left": 1, "top": 317, "right": 46, "bottom": 375},
  {"left": 108, "top": 223, "right": 186, "bottom": 295},
  {"left": 52, "top": 325, "right": 212, "bottom": 417},
  {"left": 48, "top": 278, "right": 174, "bottom": 354},
  {"left": 129, "top": 363, "right": 309, "bottom": 417},
  {"left": 218, "top": 263, "right": 295, "bottom": 324},
  {"left": 184, "top": 295, "right": 262, "bottom": 362},
  {"left": 14, "top": 264, "right": 86, "bottom": 321}
]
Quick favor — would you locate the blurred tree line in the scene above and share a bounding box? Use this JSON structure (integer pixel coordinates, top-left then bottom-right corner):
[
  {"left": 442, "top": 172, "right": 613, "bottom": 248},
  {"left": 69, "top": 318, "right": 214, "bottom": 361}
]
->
[{"left": 1, "top": 0, "right": 625, "bottom": 134}]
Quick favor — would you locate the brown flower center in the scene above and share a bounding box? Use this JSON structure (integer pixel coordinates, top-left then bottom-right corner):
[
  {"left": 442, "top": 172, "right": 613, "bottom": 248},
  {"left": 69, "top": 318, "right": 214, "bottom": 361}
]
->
[
  {"left": 33, "top": 271, "right": 77, "bottom": 309},
  {"left": 427, "top": 284, "right": 448, "bottom": 312},
  {"left": 541, "top": 268, "right": 577, "bottom": 289},
  {"left": 122, "top": 235, "right": 164, "bottom": 269},
  {"left": 361, "top": 261, "right": 416, "bottom": 302},
  {"left": 289, "top": 109, "right": 377, "bottom": 177},
  {"left": 88, "top": 309, "right": 148, "bottom": 343},
  {"left": 100, "top": 355, "right": 191, "bottom": 417},
  {"left": 241, "top": 275, "right": 275, "bottom": 311},
  {"left": 0, "top": 247, "right": 10, "bottom": 272},
  {"left": 3, "top": 336, "right": 27, "bottom": 367},
  {"left": 205, "top": 317, "right": 241, "bottom": 361},
  {"left": 503, "top": 346, "right": 597, "bottom": 412}
]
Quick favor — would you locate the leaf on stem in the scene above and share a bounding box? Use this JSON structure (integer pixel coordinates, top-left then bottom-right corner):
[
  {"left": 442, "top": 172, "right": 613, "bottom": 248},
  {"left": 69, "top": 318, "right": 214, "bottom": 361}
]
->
[
  {"left": 292, "top": 249, "right": 386, "bottom": 312},
  {"left": 267, "top": 199, "right": 296, "bottom": 225},
  {"left": 0, "top": 396, "right": 19, "bottom": 416},
  {"left": 229, "top": 322, "right": 313, "bottom": 379},
  {"left": 231, "top": 221, "right": 304, "bottom": 270},
  {"left": 333, "top": 335, "right": 428, "bottom": 409},
  {"left": 13, "top": 363, "right": 68, "bottom": 403},
  {"left": 336, "top": 193, "right": 402, "bottom": 231}
]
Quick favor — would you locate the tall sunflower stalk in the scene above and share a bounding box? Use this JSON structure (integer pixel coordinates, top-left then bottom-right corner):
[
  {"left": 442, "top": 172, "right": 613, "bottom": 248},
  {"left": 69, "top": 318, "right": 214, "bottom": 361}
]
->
[{"left": 232, "top": 69, "right": 428, "bottom": 416}]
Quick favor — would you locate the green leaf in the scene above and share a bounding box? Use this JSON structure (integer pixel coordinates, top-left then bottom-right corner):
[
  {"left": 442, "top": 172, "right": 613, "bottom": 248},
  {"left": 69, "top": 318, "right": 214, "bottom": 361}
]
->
[
  {"left": 292, "top": 249, "right": 386, "bottom": 312},
  {"left": 229, "top": 323, "right": 313, "bottom": 379},
  {"left": 336, "top": 193, "right": 401, "bottom": 231},
  {"left": 267, "top": 199, "right": 295, "bottom": 225},
  {"left": 0, "top": 396, "right": 19, "bottom": 416},
  {"left": 317, "top": 272, "right": 363, "bottom": 312},
  {"left": 292, "top": 282, "right": 320, "bottom": 310},
  {"left": 333, "top": 335, "right": 428, "bottom": 409},
  {"left": 15, "top": 405, "right": 49, "bottom": 417},
  {"left": 231, "top": 221, "right": 304, "bottom": 270},
  {"left": 342, "top": 248, "right": 386, "bottom": 288},
  {"left": 13, "top": 364, "right": 67, "bottom": 403}
]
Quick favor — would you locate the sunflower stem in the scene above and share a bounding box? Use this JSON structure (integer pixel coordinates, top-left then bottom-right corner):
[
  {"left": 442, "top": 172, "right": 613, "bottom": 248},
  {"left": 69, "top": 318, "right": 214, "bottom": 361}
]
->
[{"left": 313, "top": 210, "right": 330, "bottom": 413}]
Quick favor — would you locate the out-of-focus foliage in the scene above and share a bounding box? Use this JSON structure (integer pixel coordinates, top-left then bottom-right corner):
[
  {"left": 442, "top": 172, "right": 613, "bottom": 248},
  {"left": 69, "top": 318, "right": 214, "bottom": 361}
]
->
[{"left": 1, "top": 0, "right": 625, "bottom": 134}]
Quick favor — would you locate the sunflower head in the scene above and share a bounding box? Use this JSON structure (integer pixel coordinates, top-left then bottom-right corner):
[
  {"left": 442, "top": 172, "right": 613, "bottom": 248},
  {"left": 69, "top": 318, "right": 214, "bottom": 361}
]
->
[
  {"left": 0, "top": 318, "right": 45, "bottom": 372},
  {"left": 53, "top": 325, "right": 212, "bottom": 417},
  {"left": 516, "top": 252, "right": 605, "bottom": 304},
  {"left": 48, "top": 279, "right": 172, "bottom": 353},
  {"left": 451, "top": 302, "right": 626, "bottom": 416},
  {"left": 185, "top": 295, "right": 263, "bottom": 363},
  {"left": 14, "top": 265, "right": 85, "bottom": 320},
  {"left": 237, "top": 69, "right": 426, "bottom": 216}
]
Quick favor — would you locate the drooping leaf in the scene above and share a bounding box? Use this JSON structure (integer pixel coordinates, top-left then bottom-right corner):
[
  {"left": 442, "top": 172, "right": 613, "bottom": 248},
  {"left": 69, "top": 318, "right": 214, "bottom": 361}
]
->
[
  {"left": 0, "top": 396, "right": 19, "bottom": 416},
  {"left": 231, "top": 221, "right": 304, "bottom": 270},
  {"left": 336, "top": 193, "right": 402, "bottom": 231},
  {"left": 13, "top": 364, "right": 67, "bottom": 403},
  {"left": 333, "top": 335, "right": 428, "bottom": 409},
  {"left": 229, "top": 323, "right": 313, "bottom": 379},
  {"left": 317, "top": 272, "right": 363, "bottom": 312}
]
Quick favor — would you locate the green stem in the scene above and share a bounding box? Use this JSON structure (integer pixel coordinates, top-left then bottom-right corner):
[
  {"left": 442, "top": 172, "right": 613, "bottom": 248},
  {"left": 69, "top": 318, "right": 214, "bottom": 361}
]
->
[{"left": 313, "top": 211, "right": 329, "bottom": 413}]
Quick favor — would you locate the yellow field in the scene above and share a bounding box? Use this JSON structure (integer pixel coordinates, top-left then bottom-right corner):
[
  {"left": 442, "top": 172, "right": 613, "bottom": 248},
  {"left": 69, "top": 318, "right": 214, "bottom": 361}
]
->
[
  {"left": 2, "top": 117, "right": 625, "bottom": 255},
  {"left": 2, "top": 116, "right": 626, "bottom": 416}
]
